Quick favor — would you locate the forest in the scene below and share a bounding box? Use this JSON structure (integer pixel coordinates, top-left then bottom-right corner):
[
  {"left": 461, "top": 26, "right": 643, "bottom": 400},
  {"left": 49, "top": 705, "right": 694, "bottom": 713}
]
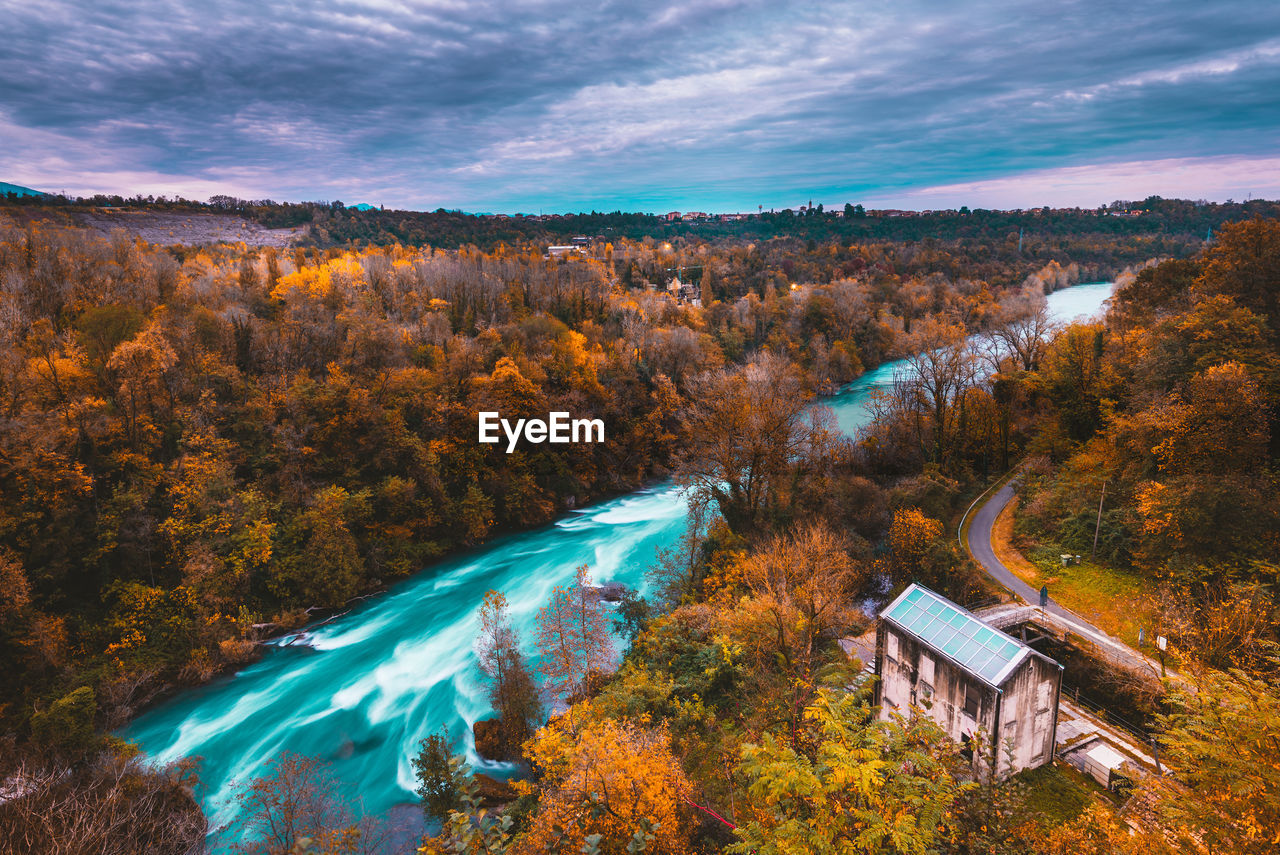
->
[
  {"left": 6, "top": 189, "right": 1280, "bottom": 256},
  {"left": 0, "top": 201, "right": 1277, "bottom": 855}
]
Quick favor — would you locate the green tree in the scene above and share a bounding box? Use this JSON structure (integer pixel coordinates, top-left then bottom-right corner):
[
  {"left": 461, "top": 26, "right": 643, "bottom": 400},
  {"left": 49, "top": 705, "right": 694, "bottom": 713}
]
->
[
  {"left": 269, "top": 486, "right": 368, "bottom": 608},
  {"left": 419, "top": 772, "right": 516, "bottom": 855},
  {"left": 730, "top": 684, "right": 970, "bottom": 855},
  {"left": 1149, "top": 657, "right": 1280, "bottom": 854},
  {"left": 30, "top": 686, "right": 98, "bottom": 758},
  {"left": 413, "top": 729, "right": 468, "bottom": 826},
  {"left": 1040, "top": 322, "right": 1109, "bottom": 441}
]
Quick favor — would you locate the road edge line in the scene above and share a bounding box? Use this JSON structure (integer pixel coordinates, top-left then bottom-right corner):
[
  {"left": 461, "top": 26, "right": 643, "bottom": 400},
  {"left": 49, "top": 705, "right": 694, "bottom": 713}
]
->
[{"left": 957, "top": 464, "right": 1020, "bottom": 554}]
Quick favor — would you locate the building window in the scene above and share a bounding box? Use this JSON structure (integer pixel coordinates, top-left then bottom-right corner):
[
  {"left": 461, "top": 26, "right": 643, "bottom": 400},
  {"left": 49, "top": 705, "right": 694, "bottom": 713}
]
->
[
  {"left": 963, "top": 684, "right": 981, "bottom": 718},
  {"left": 919, "top": 652, "right": 935, "bottom": 685},
  {"left": 886, "top": 632, "right": 899, "bottom": 661}
]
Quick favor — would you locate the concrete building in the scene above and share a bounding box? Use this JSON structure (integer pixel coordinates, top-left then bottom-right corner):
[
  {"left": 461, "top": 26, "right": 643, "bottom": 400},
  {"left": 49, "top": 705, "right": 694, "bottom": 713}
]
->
[{"left": 874, "top": 584, "right": 1062, "bottom": 779}]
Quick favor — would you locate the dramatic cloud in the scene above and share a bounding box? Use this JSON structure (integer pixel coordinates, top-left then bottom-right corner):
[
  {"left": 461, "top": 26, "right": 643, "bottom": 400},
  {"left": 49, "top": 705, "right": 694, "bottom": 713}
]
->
[{"left": 1, "top": 0, "right": 1278, "bottom": 211}]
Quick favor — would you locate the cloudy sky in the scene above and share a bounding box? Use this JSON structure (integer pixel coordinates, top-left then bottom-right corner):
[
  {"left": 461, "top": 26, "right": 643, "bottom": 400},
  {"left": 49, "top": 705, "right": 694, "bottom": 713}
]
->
[{"left": 2, "top": 0, "right": 1279, "bottom": 212}]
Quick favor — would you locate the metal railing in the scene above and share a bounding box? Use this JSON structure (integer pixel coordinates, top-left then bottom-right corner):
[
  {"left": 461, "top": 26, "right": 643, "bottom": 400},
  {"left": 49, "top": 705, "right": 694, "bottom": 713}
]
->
[
  {"left": 1061, "top": 683, "right": 1154, "bottom": 744},
  {"left": 961, "top": 595, "right": 1005, "bottom": 612}
]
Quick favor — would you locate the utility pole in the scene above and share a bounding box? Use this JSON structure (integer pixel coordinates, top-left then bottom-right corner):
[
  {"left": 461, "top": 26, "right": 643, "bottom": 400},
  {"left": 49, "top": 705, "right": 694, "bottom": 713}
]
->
[{"left": 1091, "top": 480, "right": 1107, "bottom": 561}]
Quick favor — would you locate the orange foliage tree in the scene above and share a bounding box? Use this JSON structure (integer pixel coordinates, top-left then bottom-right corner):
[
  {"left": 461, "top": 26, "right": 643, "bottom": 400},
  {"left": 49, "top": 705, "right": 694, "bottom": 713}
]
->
[
  {"left": 729, "top": 523, "right": 864, "bottom": 745},
  {"left": 516, "top": 716, "right": 693, "bottom": 854}
]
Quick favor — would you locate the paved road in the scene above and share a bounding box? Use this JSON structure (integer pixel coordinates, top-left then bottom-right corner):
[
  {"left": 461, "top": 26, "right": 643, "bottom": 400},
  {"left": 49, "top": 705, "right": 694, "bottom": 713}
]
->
[{"left": 964, "top": 479, "right": 1175, "bottom": 682}]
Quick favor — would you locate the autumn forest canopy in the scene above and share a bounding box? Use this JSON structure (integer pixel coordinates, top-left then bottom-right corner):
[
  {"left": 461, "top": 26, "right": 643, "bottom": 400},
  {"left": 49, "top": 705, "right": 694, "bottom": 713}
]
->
[{"left": 1, "top": 196, "right": 1279, "bottom": 854}]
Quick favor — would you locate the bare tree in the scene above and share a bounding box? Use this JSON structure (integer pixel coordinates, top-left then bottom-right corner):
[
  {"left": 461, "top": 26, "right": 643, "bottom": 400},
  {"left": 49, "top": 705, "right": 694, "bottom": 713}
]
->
[
  {"left": 533, "top": 566, "right": 614, "bottom": 703},
  {"left": 987, "top": 290, "right": 1052, "bottom": 373},
  {"left": 648, "top": 492, "right": 714, "bottom": 608},
  {"left": 872, "top": 318, "right": 978, "bottom": 468},
  {"left": 229, "top": 753, "right": 388, "bottom": 855},
  {"left": 676, "top": 353, "right": 837, "bottom": 534},
  {"left": 476, "top": 590, "right": 543, "bottom": 758},
  {"left": 641, "top": 325, "right": 720, "bottom": 387},
  {"left": 0, "top": 753, "right": 206, "bottom": 855}
]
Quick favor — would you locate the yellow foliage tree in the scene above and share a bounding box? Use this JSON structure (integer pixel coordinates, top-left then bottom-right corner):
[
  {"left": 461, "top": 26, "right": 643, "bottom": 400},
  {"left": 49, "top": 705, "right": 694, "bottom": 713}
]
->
[
  {"left": 270, "top": 256, "right": 367, "bottom": 302},
  {"left": 516, "top": 717, "right": 693, "bottom": 854}
]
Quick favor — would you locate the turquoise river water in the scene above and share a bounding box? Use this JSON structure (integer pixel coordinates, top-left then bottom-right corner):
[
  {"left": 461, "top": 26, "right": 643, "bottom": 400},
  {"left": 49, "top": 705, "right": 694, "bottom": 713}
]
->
[{"left": 122, "top": 280, "right": 1114, "bottom": 837}]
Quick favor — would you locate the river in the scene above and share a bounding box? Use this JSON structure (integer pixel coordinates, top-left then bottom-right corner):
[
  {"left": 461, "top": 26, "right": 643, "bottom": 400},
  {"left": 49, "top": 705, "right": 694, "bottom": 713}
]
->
[{"left": 122, "top": 280, "right": 1114, "bottom": 838}]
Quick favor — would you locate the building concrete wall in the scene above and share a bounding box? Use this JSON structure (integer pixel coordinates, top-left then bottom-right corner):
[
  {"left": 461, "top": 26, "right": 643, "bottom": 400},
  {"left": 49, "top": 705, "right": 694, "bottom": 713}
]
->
[{"left": 992, "top": 651, "right": 1062, "bottom": 776}]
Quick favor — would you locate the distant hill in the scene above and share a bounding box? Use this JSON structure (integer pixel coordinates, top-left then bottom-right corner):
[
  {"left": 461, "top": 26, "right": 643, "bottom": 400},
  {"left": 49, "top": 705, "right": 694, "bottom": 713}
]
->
[
  {"left": 1, "top": 182, "right": 44, "bottom": 197},
  {"left": 350, "top": 202, "right": 378, "bottom": 211}
]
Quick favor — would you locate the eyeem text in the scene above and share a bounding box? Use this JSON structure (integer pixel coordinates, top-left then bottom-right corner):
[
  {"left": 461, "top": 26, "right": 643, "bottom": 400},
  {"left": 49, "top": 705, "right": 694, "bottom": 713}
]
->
[{"left": 478, "top": 411, "right": 605, "bottom": 453}]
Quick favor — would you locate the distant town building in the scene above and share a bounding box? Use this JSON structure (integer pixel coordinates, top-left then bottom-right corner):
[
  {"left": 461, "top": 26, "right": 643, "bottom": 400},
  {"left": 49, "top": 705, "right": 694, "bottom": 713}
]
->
[
  {"left": 664, "top": 211, "right": 682, "bottom": 221},
  {"left": 875, "top": 584, "right": 1062, "bottom": 779},
  {"left": 547, "top": 245, "right": 577, "bottom": 258},
  {"left": 665, "top": 276, "right": 701, "bottom": 306}
]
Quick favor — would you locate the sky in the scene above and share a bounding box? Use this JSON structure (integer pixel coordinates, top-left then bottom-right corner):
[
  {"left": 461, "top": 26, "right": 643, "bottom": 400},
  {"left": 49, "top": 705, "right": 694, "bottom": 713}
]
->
[{"left": 2, "top": 0, "right": 1279, "bottom": 213}]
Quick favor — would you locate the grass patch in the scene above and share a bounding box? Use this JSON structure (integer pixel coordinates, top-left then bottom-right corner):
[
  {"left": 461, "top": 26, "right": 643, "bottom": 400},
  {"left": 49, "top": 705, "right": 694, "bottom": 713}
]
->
[
  {"left": 1012, "top": 762, "right": 1104, "bottom": 828},
  {"left": 993, "top": 496, "right": 1156, "bottom": 648},
  {"left": 1023, "top": 545, "right": 1153, "bottom": 648}
]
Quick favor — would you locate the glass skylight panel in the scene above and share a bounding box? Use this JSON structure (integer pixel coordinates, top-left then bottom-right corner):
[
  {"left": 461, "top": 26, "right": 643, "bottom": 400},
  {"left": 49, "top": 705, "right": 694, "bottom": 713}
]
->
[
  {"left": 882, "top": 584, "right": 1032, "bottom": 685},
  {"left": 941, "top": 634, "right": 969, "bottom": 659},
  {"left": 955, "top": 640, "right": 981, "bottom": 664},
  {"left": 960, "top": 641, "right": 989, "bottom": 666},
  {"left": 932, "top": 627, "right": 961, "bottom": 650},
  {"left": 967, "top": 650, "right": 998, "bottom": 675}
]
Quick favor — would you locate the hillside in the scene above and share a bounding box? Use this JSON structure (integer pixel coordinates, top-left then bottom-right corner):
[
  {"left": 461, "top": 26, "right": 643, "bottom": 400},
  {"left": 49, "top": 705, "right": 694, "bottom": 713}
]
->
[
  {"left": 0, "top": 181, "right": 43, "bottom": 197},
  {"left": 70, "top": 209, "right": 302, "bottom": 246}
]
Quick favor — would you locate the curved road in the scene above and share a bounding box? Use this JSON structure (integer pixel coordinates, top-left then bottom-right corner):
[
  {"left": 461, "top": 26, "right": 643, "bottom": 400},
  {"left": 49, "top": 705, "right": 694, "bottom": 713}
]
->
[{"left": 965, "top": 478, "right": 1172, "bottom": 680}]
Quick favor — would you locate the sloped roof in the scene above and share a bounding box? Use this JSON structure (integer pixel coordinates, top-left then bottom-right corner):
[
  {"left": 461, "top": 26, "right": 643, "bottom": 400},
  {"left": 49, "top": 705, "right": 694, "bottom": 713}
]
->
[{"left": 881, "top": 584, "right": 1030, "bottom": 686}]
